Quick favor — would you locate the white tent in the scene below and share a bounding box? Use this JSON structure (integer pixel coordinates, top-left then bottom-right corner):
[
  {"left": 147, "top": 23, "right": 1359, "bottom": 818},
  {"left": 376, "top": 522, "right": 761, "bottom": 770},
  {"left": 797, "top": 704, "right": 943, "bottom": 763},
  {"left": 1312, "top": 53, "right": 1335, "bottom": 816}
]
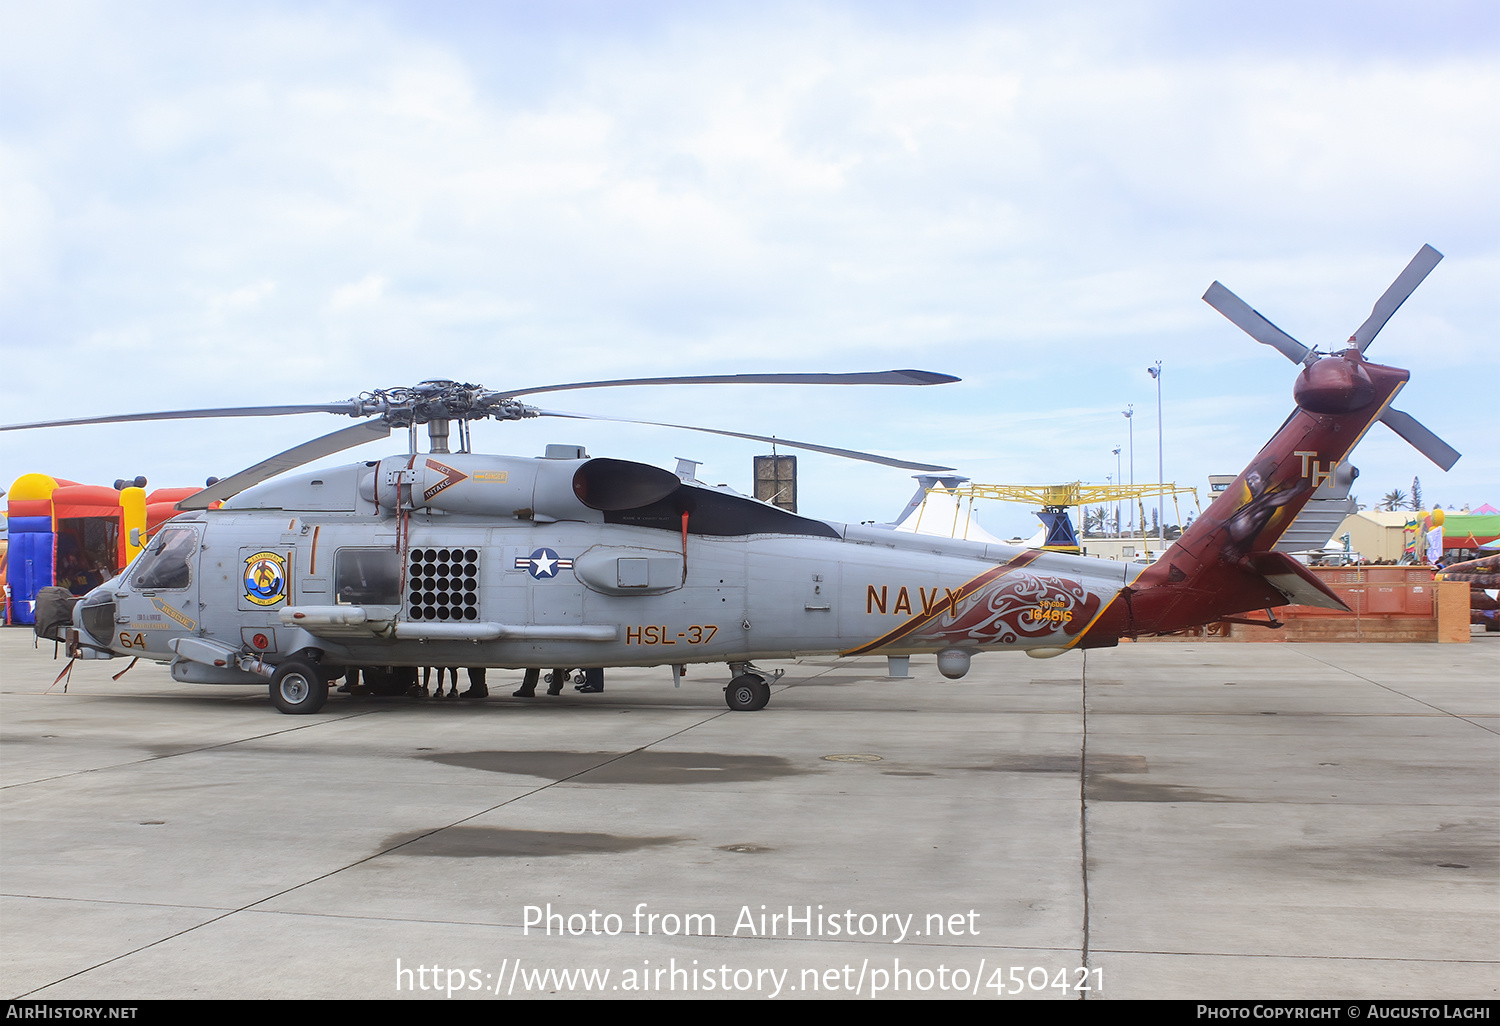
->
[{"left": 892, "top": 486, "right": 1010, "bottom": 544}]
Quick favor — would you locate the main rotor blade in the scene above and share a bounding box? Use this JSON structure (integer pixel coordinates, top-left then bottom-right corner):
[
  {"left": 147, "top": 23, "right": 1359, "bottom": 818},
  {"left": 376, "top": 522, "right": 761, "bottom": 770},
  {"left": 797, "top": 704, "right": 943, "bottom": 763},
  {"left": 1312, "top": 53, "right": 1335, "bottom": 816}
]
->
[
  {"left": 176, "top": 420, "right": 393, "bottom": 510},
  {"left": 1202, "top": 282, "right": 1310, "bottom": 364},
  {"left": 1352, "top": 244, "right": 1443, "bottom": 352},
  {"left": 1379, "top": 407, "right": 1461, "bottom": 471},
  {"left": 500, "top": 370, "right": 959, "bottom": 399},
  {"left": 0, "top": 403, "right": 365, "bottom": 432},
  {"left": 535, "top": 409, "right": 955, "bottom": 472}
]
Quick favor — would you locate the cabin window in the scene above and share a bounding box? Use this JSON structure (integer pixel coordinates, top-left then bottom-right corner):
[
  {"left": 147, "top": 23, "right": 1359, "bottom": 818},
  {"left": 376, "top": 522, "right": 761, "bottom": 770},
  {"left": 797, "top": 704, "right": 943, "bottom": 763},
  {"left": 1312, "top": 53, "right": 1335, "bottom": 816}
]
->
[
  {"left": 334, "top": 548, "right": 402, "bottom": 605},
  {"left": 130, "top": 526, "right": 196, "bottom": 591}
]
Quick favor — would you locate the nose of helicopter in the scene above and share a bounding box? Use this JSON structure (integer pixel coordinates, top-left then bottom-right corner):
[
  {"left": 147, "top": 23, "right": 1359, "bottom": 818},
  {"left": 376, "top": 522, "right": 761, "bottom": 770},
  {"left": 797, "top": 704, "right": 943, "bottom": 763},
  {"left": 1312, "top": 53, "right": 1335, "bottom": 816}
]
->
[{"left": 74, "top": 581, "right": 120, "bottom": 650}]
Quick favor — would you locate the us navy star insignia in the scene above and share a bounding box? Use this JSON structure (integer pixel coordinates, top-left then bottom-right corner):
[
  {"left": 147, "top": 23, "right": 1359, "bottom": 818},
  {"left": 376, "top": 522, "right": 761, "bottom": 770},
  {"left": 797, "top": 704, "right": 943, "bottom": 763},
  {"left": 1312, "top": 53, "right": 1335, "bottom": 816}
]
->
[{"left": 515, "top": 547, "right": 573, "bottom": 580}]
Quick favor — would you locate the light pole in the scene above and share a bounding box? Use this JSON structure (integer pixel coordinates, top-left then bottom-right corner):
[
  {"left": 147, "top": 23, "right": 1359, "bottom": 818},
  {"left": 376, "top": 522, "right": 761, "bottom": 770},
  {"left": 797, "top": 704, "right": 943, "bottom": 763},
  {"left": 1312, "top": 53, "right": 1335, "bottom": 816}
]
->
[
  {"left": 1112, "top": 446, "right": 1122, "bottom": 537},
  {"left": 1148, "top": 362, "right": 1163, "bottom": 546},
  {"left": 1123, "top": 406, "right": 1134, "bottom": 542}
]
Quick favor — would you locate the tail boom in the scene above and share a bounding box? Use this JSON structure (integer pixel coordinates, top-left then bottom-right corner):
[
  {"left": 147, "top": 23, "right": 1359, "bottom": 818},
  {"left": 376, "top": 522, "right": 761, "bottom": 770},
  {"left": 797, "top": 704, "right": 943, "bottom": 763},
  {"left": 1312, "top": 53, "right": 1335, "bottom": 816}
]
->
[{"left": 1080, "top": 350, "right": 1408, "bottom": 640}]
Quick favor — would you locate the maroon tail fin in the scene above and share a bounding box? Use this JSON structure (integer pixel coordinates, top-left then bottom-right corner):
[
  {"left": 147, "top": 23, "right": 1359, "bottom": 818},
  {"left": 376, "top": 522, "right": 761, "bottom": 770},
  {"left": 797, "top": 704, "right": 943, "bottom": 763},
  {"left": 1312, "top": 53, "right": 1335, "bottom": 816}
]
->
[{"left": 1081, "top": 349, "right": 1407, "bottom": 639}]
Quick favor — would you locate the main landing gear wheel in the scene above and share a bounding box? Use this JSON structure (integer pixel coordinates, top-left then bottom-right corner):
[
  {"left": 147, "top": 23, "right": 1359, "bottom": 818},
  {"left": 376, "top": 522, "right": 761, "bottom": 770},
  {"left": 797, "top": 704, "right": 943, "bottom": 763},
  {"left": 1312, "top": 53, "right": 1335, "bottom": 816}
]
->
[
  {"left": 725, "top": 673, "right": 770, "bottom": 712},
  {"left": 270, "top": 660, "right": 329, "bottom": 715}
]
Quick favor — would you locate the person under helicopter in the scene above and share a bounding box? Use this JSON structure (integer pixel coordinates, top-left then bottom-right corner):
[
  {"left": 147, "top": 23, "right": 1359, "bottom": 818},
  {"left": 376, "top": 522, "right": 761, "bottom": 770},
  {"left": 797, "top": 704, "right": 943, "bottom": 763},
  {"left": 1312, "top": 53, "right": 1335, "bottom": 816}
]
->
[
  {"left": 512, "top": 668, "right": 585, "bottom": 697},
  {"left": 337, "top": 667, "right": 367, "bottom": 696},
  {"left": 418, "top": 666, "right": 460, "bottom": 698},
  {"left": 511, "top": 668, "right": 541, "bottom": 698},
  {"left": 460, "top": 667, "right": 488, "bottom": 699},
  {"left": 357, "top": 666, "right": 416, "bottom": 696}
]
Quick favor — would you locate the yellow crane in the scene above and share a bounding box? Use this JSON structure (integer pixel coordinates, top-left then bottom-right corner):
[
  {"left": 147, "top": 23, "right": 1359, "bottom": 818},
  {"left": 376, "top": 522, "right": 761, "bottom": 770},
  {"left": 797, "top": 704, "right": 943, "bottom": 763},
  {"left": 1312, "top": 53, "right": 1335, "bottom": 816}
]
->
[{"left": 913, "top": 481, "right": 1203, "bottom": 555}]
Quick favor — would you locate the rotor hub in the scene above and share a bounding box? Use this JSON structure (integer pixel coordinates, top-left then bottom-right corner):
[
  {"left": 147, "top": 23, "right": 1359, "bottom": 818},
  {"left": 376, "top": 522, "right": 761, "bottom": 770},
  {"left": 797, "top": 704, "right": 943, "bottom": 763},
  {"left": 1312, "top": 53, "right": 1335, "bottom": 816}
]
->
[{"left": 353, "top": 382, "right": 538, "bottom": 428}]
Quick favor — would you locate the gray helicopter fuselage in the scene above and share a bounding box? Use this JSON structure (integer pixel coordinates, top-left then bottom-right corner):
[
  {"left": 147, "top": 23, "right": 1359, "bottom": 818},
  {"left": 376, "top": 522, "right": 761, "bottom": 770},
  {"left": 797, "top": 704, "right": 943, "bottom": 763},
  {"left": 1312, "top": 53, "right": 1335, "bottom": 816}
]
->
[
  {"left": 71, "top": 452, "right": 1136, "bottom": 684},
  {"left": 43, "top": 247, "right": 1458, "bottom": 713}
]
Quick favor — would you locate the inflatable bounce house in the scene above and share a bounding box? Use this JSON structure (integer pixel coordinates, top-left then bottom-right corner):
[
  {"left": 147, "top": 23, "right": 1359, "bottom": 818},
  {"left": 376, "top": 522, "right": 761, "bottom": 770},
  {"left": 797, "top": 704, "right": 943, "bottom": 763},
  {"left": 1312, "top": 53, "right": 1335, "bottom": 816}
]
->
[
  {"left": 5, "top": 474, "right": 199, "bottom": 625},
  {"left": 1403, "top": 509, "right": 1500, "bottom": 566}
]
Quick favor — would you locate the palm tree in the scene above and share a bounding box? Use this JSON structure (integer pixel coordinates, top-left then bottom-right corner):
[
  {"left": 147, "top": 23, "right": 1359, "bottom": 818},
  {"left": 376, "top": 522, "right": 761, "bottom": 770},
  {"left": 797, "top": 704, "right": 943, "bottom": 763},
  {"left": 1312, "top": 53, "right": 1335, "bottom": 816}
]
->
[{"left": 1382, "top": 489, "right": 1407, "bottom": 511}]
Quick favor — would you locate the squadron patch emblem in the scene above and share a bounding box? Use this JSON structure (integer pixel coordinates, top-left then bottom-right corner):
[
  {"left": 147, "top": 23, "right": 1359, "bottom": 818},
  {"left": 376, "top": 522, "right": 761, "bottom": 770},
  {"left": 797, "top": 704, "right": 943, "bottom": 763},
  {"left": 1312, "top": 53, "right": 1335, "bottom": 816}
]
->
[{"left": 243, "top": 551, "right": 287, "bottom": 606}]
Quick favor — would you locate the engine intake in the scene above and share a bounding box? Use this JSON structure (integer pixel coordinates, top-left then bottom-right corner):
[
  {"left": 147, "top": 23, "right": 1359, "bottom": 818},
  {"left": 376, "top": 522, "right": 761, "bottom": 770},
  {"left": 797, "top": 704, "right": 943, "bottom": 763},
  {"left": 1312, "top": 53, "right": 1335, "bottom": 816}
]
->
[{"left": 572, "top": 458, "right": 681, "bottom": 511}]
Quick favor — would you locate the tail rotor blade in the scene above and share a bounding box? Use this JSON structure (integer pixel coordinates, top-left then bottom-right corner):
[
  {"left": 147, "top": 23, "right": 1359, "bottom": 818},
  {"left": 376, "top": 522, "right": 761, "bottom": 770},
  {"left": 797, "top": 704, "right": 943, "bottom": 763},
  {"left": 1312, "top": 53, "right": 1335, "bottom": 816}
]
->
[
  {"left": 1203, "top": 282, "right": 1310, "bottom": 364},
  {"left": 1379, "top": 407, "right": 1460, "bottom": 471},
  {"left": 535, "top": 409, "right": 955, "bottom": 472},
  {"left": 176, "top": 420, "right": 393, "bottom": 510},
  {"left": 1353, "top": 245, "right": 1443, "bottom": 352}
]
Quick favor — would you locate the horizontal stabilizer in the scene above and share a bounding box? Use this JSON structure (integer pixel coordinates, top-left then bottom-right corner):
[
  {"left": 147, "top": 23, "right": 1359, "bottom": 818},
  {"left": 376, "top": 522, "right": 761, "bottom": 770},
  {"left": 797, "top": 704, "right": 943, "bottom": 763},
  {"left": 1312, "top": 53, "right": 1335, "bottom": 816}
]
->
[{"left": 1241, "top": 551, "right": 1350, "bottom": 611}]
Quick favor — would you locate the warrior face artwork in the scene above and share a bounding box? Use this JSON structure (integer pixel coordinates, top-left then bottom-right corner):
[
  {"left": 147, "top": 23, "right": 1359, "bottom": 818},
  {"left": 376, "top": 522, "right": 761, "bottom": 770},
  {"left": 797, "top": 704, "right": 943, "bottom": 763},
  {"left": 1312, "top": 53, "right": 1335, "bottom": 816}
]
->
[{"left": 1221, "top": 458, "right": 1309, "bottom": 557}]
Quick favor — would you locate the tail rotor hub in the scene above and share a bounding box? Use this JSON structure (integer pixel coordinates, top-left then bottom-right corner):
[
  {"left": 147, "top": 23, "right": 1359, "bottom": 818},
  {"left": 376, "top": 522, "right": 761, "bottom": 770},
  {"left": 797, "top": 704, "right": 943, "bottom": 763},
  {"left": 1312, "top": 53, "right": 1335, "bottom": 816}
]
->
[{"left": 1293, "top": 349, "right": 1377, "bottom": 415}]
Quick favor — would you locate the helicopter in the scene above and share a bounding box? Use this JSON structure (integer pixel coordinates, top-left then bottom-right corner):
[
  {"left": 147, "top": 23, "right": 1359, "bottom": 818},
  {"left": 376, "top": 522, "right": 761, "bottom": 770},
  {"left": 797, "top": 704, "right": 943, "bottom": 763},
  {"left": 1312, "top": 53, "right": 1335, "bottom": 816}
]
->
[{"left": 4, "top": 246, "right": 1459, "bottom": 715}]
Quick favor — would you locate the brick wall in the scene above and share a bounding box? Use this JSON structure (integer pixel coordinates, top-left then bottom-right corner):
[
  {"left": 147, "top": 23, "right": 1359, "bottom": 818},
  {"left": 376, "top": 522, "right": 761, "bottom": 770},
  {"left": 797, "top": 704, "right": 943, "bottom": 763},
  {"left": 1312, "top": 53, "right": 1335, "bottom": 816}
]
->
[{"left": 1134, "top": 567, "right": 1470, "bottom": 644}]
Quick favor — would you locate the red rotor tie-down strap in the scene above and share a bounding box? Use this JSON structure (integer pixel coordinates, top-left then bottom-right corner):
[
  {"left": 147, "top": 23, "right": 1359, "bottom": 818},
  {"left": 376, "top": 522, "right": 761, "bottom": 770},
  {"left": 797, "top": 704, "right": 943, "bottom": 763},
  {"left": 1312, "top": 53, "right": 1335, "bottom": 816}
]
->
[{"left": 50, "top": 658, "right": 76, "bottom": 692}]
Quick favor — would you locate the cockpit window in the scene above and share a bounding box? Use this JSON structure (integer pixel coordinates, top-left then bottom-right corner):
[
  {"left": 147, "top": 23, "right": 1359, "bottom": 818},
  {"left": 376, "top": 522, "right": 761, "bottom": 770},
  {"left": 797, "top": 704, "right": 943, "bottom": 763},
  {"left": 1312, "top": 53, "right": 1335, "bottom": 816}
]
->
[
  {"left": 334, "top": 548, "right": 402, "bottom": 605},
  {"left": 130, "top": 526, "right": 196, "bottom": 591}
]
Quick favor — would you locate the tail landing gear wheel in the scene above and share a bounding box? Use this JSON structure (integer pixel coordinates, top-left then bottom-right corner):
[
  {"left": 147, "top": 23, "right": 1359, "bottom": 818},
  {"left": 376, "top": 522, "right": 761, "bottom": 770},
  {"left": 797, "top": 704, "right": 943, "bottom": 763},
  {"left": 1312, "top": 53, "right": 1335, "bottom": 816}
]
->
[
  {"left": 725, "top": 674, "right": 770, "bottom": 711},
  {"left": 270, "top": 660, "right": 328, "bottom": 715}
]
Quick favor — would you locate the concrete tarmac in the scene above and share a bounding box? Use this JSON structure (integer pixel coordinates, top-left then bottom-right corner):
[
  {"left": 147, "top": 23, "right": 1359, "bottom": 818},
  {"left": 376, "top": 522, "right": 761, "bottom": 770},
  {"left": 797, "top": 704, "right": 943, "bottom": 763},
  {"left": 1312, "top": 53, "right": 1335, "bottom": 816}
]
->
[{"left": 1, "top": 628, "right": 1495, "bottom": 1000}]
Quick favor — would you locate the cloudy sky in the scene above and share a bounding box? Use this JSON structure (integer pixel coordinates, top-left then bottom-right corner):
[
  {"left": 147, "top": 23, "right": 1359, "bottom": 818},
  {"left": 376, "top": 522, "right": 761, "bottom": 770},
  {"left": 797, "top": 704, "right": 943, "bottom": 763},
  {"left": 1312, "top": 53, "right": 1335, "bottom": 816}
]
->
[{"left": 2, "top": 1, "right": 1495, "bottom": 537}]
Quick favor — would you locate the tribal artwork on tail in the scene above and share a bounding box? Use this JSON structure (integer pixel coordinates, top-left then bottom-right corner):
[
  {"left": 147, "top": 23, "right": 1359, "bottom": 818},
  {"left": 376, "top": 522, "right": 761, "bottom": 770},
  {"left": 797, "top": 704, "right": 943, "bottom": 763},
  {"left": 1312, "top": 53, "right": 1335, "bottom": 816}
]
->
[
  {"left": 932, "top": 573, "right": 1102, "bottom": 647},
  {"left": 844, "top": 550, "right": 1103, "bottom": 655}
]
